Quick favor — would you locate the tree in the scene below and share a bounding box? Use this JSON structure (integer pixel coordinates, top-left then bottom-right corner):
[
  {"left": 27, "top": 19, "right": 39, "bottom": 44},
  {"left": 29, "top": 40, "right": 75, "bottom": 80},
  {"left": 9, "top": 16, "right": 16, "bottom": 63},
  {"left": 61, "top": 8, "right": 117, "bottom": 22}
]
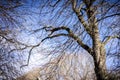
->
[
  {"left": 0, "top": 0, "right": 120, "bottom": 80},
  {"left": 31, "top": 0, "right": 120, "bottom": 80},
  {"left": 0, "top": 0, "right": 34, "bottom": 79},
  {"left": 16, "top": 53, "right": 95, "bottom": 80}
]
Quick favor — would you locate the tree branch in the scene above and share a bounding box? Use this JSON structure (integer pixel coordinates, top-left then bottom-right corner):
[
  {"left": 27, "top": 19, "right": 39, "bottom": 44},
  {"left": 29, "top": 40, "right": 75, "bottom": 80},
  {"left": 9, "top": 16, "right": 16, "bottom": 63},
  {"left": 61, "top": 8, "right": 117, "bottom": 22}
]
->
[
  {"left": 41, "top": 33, "right": 68, "bottom": 42},
  {"left": 20, "top": 47, "right": 34, "bottom": 68},
  {"left": 0, "top": 3, "right": 22, "bottom": 10},
  {"left": 97, "top": 13, "right": 120, "bottom": 22},
  {"left": 20, "top": 41, "right": 43, "bottom": 68},
  {"left": 103, "top": 35, "right": 120, "bottom": 45},
  {"left": 50, "top": 0, "right": 61, "bottom": 7},
  {"left": 43, "top": 26, "right": 92, "bottom": 53},
  {"left": 68, "top": 30, "right": 92, "bottom": 53},
  {"left": 71, "top": 0, "right": 92, "bottom": 36}
]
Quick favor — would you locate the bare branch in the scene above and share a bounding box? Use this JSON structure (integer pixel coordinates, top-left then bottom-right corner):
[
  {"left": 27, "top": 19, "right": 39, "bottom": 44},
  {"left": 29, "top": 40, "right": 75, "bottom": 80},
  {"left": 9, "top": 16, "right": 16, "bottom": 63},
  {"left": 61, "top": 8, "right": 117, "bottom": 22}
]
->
[
  {"left": 97, "top": 13, "right": 120, "bottom": 22},
  {"left": 20, "top": 47, "right": 34, "bottom": 68},
  {"left": 83, "top": 0, "right": 96, "bottom": 8},
  {"left": 68, "top": 30, "right": 92, "bottom": 53},
  {"left": 42, "top": 33, "right": 68, "bottom": 42},
  {"left": 71, "top": 1, "right": 92, "bottom": 36},
  {"left": 20, "top": 41, "right": 42, "bottom": 68},
  {"left": 20, "top": 32, "right": 68, "bottom": 68},
  {"left": 0, "top": 4, "right": 22, "bottom": 10},
  {"left": 50, "top": 0, "right": 61, "bottom": 7},
  {"left": 78, "top": 3, "right": 84, "bottom": 12},
  {"left": 71, "top": 0, "right": 77, "bottom": 9},
  {"left": 103, "top": 35, "right": 120, "bottom": 45},
  {"left": 42, "top": 26, "right": 92, "bottom": 53}
]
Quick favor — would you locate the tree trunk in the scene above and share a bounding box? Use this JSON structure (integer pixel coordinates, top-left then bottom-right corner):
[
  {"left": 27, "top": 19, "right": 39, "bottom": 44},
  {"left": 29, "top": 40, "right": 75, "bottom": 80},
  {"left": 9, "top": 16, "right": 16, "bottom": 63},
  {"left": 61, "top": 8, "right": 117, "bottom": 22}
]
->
[
  {"left": 92, "top": 28, "right": 107, "bottom": 80},
  {"left": 93, "top": 46, "right": 107, "bottom": 80}
]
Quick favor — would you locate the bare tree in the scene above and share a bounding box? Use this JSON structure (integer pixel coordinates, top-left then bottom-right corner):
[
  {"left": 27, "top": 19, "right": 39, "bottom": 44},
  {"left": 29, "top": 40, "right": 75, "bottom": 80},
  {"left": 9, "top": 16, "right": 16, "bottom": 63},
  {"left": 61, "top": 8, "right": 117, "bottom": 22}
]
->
[
  {"left": 16, "top": 53, "right": 95, "bottom": 80},
  {"left": 0, "top": 0, "right": 120, "bottom": 80},
  {"left": 39, "top": 53, "right": 95, "bottom": 80},
  {"left": 30, "top": 0, "right": 120, "bottom": 80},
  {"left": 0, "top": 0, "right": 35, "bottom": 79}
]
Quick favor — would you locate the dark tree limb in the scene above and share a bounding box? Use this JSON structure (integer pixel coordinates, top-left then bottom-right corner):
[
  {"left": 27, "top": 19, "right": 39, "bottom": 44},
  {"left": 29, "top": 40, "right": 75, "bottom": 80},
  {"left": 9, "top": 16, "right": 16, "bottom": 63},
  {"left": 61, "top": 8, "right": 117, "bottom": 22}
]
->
[{"left": 42, "top": 26, "right": 92, "bottom": 53}]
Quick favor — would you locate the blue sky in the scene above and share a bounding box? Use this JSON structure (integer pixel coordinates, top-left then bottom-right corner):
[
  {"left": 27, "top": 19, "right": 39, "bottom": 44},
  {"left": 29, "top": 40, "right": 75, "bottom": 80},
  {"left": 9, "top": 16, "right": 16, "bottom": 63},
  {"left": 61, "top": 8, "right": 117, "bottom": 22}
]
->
[
  {"left": 17, "top": 0, "right": 119, "bottom": 69},
  {"left": 0, "top": 0, "right": 119, "bottom": 74}
]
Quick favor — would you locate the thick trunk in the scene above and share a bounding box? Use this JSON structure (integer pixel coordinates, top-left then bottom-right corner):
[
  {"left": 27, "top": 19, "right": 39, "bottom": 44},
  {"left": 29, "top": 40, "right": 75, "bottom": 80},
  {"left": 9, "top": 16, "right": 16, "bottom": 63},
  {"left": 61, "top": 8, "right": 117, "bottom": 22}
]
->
[
  {"left": 92, "top": 28, "right": 107, "bottom": 80},
  {"left": 93, "top": 46, "right": 107, "bottom": 80},
  {"left": 72, "top": 1, "right": 108, "bottom": 79}
]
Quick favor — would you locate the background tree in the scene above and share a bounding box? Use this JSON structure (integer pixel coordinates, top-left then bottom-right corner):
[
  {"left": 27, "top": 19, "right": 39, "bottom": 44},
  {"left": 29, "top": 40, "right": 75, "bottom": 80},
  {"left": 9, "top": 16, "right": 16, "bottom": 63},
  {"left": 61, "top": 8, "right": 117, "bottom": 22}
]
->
[
  {"left": 16, "top": 53, "right": 95, "bottom": 80},
  {"left": 0, "top": 0, "right": 37, "bottom": 79}
]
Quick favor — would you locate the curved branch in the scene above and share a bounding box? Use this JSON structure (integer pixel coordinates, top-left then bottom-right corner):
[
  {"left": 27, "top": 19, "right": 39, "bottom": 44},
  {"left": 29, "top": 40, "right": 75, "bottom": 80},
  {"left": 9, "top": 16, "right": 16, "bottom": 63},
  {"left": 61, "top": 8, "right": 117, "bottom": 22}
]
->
[
  {"left": 42, "top": 26, "right": 92, "bottom": 53},
  {"left": 68, "top": 30, "right": 92, "bottom": 53}
]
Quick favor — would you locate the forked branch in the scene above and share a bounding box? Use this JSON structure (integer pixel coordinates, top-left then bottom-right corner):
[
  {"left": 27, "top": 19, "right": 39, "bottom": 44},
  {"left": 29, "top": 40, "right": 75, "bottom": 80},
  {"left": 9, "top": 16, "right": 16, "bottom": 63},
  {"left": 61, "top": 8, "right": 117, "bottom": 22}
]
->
[{"left": 71, "top": 0, "right": 92, "bottom": 36}]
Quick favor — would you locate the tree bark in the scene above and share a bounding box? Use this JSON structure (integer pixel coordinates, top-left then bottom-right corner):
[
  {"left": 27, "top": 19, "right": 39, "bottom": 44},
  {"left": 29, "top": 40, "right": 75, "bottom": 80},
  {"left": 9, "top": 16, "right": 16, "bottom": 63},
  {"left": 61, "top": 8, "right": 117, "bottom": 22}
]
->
[
  {"left": 93, "top": 46, "right": 107, "bottom": 80},
  {"left": 85, "top": 2, "right": 108, "bottom": 79},
  {"left": 92, "top": 27, "right": 107, "bottom": 80}
]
